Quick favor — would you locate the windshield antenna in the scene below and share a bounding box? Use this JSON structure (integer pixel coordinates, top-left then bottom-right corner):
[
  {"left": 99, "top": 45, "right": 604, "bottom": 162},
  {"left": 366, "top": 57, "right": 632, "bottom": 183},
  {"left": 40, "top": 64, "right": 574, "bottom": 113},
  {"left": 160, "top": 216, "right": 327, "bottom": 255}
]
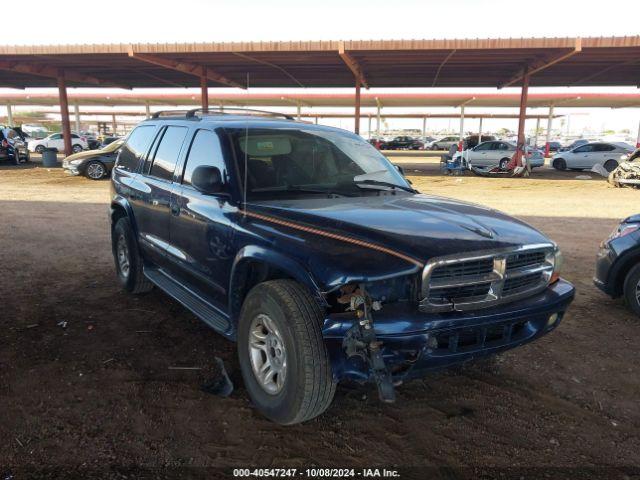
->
[{"left": 242, "top": 72, "right": 250, "bottom": 215}]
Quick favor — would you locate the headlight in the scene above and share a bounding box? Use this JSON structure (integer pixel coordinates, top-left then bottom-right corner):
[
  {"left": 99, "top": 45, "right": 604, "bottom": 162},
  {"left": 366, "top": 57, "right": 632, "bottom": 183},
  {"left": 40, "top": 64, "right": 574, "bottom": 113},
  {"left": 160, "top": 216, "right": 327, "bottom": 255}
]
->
[
  {"left": 550, "top": 247, "right": 563, "bottom": 284},
  {"left": 69, "top": 159, "right": 83, "bottom": 165},
  {"left": 607, "top": 223, "right": 640, "bottom": 242}
]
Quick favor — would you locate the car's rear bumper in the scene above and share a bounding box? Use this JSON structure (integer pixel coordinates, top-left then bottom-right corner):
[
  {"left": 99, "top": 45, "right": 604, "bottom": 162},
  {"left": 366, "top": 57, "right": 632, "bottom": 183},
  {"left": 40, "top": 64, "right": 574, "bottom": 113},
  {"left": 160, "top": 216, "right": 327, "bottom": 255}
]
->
[{"left": 323, "top": 279, "right": 575, "bottom": 382}]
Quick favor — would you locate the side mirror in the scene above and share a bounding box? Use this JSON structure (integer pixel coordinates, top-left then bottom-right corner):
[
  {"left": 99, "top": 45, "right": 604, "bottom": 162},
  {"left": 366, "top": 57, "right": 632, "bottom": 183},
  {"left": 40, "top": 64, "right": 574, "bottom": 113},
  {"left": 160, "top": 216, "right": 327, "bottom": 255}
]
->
[
  {"left": 394, "top": 164, "right": 405, "bottom": 175},
  {"left": 192, "top": 165, "right": 223, "bottom": 194}
]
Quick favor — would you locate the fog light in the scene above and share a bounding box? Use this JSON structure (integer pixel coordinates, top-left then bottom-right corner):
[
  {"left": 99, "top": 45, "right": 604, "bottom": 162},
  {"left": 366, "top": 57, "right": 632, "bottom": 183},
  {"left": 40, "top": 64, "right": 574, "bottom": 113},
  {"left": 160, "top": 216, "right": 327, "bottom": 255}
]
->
[{"left": 547, "top": 313, "right": 559, "bottom": 327}]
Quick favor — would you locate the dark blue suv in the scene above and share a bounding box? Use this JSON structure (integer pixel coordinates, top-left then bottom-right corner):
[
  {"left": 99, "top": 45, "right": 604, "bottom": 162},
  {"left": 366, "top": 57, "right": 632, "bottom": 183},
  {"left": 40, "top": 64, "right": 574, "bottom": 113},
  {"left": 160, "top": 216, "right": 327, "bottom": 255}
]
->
[{"left": 110, "top": 108, "right": 574, "bottom": 424}]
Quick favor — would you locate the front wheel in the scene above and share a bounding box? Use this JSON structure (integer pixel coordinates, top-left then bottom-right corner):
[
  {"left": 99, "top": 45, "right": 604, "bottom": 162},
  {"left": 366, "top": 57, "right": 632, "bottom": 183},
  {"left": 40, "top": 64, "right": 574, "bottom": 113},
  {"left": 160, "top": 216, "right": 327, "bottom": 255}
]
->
[
  {"left": 72, "top": 144, "right": 83, "bottom": 153},
  {"left": 553, "top": 158, "right": 567, "bottom": 170},
  {"left": 85, "top": 160, "right": 106, "bottom": 180},
  {"left": 34, "top": 145, "right": 45, "bottom": 154},
  {"left": 238, "top": 280, "right": 336, "bottom": 425},
  {"left": 499, "top": 158, "right": 510, "bottom": 171},
  {"left": 623, "top": 264, "right": 640, "bottom": 316}
]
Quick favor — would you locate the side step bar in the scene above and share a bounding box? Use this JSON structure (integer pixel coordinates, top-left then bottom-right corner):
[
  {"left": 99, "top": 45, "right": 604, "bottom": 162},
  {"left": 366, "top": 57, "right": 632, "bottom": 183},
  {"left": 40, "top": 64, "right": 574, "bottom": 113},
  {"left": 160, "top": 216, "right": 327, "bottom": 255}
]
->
[{"left": 144, "top": 268, "right": 230, "bottom": 334}]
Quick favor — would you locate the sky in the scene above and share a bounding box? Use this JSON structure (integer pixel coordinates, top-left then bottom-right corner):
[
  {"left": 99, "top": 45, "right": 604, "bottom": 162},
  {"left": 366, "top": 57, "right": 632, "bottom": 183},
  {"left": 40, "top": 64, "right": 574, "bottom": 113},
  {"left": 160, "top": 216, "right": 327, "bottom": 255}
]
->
[{"left": 3, "top": 0, "right": 640, "bottom": 138}]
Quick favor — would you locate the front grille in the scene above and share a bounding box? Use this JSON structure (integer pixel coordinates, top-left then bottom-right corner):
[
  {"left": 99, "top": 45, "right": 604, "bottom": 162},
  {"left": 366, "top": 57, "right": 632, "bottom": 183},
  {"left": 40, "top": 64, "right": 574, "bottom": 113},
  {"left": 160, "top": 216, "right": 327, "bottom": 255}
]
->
[{"left": 420, "top": 244, "right": 555, "bottom": 312}]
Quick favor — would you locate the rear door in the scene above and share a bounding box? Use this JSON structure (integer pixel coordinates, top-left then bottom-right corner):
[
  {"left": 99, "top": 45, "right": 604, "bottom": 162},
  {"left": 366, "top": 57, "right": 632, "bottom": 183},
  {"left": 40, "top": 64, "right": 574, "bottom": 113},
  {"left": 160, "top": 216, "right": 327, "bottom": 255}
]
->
[
  {"left": 48, "top": 133, "right": 63, "bottom": 150},
  {"left": 168, "top": 128, "right": 236, "bottom": 307},
  {"left": 130, "top": 125, "right": 189, "bottom": 267}
]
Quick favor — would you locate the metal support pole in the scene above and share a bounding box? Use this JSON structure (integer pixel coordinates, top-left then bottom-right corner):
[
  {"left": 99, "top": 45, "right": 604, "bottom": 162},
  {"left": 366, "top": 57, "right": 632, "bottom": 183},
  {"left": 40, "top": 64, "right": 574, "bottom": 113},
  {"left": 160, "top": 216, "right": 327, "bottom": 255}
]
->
[
  {"left": 354, "top": 77, "right": 361, "bottom": 135},
  {"left": 6, "top": 103, "right": 13, "bottom": 125},
  {"left": 534, "top": 117, "right": 541, "bottom": 148},
  {"left": 296, "top": 103, "right": 301, "bottom": 121},
  {"left": 145, "top": 102, "right": 151, "bottom": 119},
  {"left": 314, "top": 117, "right": 318, "bottom": 125},
  {"left": 74, "top": 103, "right": 80, "bottom": 133},
  {"left": 57, "top": 73, "right": 72, "bottom": 157},
  {"left": 200, "top": 69, "right": 209, "bottom": 113},
  {"left": 545, "top": 105, "right": 554, "bottom": 157},
  {"left": 111, "top": 114, "right": 117, "bottom": 135},
  {"left": 376, "top": 104, "right": 381, "bottom": 138},
  {"left": 422, "top": 117, "right": 426, "bottom": 139},
  {"left": 458, "top": 105, "right": 465, "bottom": 151},
  {"left": 368, "top": 116, "right": 372, "bottom": 138},
  {"left": 515, "top": 70, "right": 530, "bottom": 167},
  {"left": 478, "top": 117, "right": 483, "bottom": 144}
]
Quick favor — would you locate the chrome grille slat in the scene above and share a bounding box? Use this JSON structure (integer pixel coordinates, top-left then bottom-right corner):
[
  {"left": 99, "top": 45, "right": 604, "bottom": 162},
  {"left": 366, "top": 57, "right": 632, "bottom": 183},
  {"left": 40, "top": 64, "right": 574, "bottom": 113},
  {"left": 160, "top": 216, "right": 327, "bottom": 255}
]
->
[{"left": 420, "top": 244, "right": 556, "bottom": 312}]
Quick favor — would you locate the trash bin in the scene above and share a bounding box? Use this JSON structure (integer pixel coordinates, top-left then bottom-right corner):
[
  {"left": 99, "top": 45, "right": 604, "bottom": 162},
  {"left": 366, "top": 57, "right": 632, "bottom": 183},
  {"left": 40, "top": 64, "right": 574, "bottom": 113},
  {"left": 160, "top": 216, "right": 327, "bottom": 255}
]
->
[{"left": 41, "top": 148, "right": 58, "bottom": 168}]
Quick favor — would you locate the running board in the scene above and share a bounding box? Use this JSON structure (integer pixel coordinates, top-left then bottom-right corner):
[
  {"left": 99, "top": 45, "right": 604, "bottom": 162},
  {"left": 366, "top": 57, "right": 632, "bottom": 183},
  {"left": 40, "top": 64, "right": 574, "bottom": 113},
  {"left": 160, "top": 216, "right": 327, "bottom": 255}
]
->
[{"left": 144, "top": 268, "right": 230, "bottom": 334}]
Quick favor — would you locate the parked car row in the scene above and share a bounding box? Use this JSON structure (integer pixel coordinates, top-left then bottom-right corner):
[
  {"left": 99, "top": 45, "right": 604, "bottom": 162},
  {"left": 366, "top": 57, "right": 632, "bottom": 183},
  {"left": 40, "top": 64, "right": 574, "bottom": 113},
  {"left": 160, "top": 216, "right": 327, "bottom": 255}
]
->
[
  {"left": 0, "top": 126, "right": 30, "bottom": 165},
  {"left": 28, "top": 132, "right": 89, "bottom": 154}
]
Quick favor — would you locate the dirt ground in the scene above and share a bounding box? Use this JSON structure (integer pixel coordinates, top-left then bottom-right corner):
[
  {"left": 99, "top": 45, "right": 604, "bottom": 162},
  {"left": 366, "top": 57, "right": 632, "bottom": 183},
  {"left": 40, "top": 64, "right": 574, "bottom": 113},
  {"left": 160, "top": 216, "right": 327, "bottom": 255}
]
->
[{"left": 1, "top": 159, "right": 639, "bottom": 479}]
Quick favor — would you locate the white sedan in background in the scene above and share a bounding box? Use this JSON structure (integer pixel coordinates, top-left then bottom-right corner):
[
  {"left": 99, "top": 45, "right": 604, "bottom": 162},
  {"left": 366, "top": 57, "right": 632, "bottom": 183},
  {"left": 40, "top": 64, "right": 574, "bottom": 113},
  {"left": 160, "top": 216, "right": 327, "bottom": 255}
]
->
[
  {"left": 28, "top": 133, "right": 89, "bottom": 154},
  {"left": 551, "top": 142, "right": 634, "bottom": 172},
  {"left": 456, "top": 140, "right": 545, "bottom": 170}
]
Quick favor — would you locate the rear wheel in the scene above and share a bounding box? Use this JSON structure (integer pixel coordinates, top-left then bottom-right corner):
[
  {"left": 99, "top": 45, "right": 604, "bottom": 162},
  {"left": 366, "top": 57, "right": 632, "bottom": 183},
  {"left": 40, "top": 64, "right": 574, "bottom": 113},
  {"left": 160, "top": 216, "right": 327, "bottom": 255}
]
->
[
  {"left": 553, "top": 158, "right": 567, "bottom": 170},
  {"left": 238, "top": 280, "right": 336, "bottom": 425},
  {"left": 603, "top": 159, "right": 618, "bottom": 173},
  {"left": 112, "top": 217, "right": 153, "bottom": 294},
  {"left": 623, "top": 264, "right": 640, "bottom": 317}
]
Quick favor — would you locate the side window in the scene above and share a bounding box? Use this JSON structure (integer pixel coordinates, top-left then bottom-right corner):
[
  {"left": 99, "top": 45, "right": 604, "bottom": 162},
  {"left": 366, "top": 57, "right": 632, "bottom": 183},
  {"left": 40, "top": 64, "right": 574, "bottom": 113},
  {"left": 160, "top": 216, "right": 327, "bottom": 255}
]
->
[
  {"left": 71, "top": 134, "right": 79, "bottom": 139},
  {"left": 574, "top": 145, "right": 593, "bottom": 153},
  {"left": 148, "top": 126, "right": 188, "bottom": 181},
  {"left": 597, "top": 144, "right": 615, "bottom": 152},
  {"left": 51, "top": 134, "right": 62, "bottom": 140},
  {"left": 498, "top": 143, "right": 510, "bottom": 151},
  {"left": 475, "top": 142, "right": 492, "bottom": 151},
  {"left": 183, "top": 129, "right": 227, "bottom": 188},
  {"left": 116, "top": 125, "right": 157, "bottom": 172}
]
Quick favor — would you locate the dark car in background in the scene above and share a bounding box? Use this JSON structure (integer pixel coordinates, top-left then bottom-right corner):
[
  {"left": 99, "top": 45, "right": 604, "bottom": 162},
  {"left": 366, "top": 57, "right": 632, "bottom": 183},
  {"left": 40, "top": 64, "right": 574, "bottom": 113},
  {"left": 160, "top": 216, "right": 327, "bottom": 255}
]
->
[
  {"left": 560, "top": 139, "right": 588, "bottom": 152},
  {"left": 1, "top": 126, "right": 30, "bottom": 165},
  {"left": 595, "top": 215, "right": 640, "bottom": 316},
  {"left": 464, "top": 134, "right": 496, "bottom": 150},
  {"left": 545, "top": 141, "right": 562, "bottom": 153},
  {"left": 63, "top": 138, "right": 124, "bottom": 179},
  {"left": 382, "top": 135, "right": 424, "bottom": 150},
  {"left": 109, "top": 108, "right": 573, "bottom": 424}
]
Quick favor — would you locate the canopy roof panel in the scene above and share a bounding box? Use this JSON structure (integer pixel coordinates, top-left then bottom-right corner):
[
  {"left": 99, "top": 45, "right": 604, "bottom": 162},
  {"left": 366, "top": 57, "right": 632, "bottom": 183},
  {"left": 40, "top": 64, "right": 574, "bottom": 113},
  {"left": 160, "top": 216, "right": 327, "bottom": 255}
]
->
[{"left": 0, "top": 37, "right": 638, "bottom": 89}]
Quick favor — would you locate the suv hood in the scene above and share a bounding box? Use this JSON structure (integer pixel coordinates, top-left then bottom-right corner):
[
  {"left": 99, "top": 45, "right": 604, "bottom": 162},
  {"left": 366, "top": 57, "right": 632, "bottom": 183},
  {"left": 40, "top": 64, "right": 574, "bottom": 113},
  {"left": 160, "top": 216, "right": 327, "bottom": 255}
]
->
[{"left": 249, "top": 193, "right": 551, "bottom": 263}]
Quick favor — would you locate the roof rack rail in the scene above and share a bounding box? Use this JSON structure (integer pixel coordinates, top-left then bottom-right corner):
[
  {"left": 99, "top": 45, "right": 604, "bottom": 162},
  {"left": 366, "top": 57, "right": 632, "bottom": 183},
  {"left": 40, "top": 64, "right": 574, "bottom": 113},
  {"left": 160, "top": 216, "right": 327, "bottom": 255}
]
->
[
  {"left": 150, "top": 110, "right": 193, "bottom": 119},
  {"left": 185, "top": 107, "right": 295, "bottom": 120}
]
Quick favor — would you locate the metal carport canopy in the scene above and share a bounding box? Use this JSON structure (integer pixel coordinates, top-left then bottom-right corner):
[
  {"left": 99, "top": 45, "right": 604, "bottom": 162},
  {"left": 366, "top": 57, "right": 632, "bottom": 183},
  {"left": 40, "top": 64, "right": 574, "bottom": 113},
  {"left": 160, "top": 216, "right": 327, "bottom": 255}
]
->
[
  {"left": 1, "top": 91, "right": 640, "bottom": 109},
  {"left": 0, "top": 36, "right": 639, "bottom": 89}
]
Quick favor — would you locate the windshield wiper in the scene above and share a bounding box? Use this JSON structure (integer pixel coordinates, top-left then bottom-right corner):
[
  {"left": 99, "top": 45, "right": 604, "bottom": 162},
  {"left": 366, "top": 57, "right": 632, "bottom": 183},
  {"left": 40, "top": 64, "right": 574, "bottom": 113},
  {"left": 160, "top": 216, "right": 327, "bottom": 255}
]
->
[
  {"left": 354, "top": 179, "right": 416, "bottom": 193},
  {"left": 251, "top": 185, "right": 356, "bottom": 197}
]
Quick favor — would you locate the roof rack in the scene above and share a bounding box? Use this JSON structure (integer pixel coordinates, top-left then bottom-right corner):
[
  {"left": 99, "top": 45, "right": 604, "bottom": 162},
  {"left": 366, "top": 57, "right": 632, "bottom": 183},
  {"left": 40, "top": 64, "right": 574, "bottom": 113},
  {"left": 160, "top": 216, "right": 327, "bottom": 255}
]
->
[
  {"left": 185, "top": 107, "right": 295, "bottom": 120},
  {"left": 150, "top": 110, "right": 193, "bottom": 119}
]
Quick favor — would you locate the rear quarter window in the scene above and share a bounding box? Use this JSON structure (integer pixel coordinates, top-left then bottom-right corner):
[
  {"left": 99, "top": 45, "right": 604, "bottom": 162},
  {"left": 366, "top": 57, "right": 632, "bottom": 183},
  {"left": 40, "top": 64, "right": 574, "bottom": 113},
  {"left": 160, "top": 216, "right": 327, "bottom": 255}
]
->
[{"left": 116, "top": 125, "right": 157, "bottom": 173}]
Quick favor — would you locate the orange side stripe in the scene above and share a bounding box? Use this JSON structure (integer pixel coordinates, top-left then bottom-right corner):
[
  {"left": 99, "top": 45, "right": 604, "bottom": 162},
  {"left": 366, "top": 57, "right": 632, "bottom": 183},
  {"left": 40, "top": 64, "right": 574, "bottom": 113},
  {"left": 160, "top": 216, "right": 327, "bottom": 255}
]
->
[{"left": 241, "top": 209, "right": 424, "bottom": 268}]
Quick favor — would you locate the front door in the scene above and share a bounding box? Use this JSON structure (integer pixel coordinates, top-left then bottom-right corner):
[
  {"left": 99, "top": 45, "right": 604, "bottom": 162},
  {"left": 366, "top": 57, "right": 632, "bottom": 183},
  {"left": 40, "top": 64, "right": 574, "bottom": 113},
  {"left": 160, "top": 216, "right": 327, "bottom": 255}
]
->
[
  {"left": 169, "top": 128, "right": 236, "bottom": 308},
  {"left": 469, "top": 141, "right": 495, "bottom": 166}
]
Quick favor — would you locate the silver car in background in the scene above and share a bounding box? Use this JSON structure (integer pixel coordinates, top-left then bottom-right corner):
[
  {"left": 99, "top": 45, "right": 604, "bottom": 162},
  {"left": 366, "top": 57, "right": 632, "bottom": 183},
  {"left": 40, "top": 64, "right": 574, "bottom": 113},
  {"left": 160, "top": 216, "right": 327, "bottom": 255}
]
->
[
  {"left": 427, "top": 136, "right": 460, "bottom": 150},
  {"left": 551, "top": 142, "right": 635, "bottom": 172},
  {"left": 459, "top": 140, "right": 545, "bottom": 170}
]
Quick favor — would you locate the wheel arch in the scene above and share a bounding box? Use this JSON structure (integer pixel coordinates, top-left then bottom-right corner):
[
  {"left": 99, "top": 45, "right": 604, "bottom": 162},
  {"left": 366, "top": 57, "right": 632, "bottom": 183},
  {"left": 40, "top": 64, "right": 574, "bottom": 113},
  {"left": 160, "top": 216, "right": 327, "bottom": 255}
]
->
[
  {"left": 228, "top": 245, "right": 326, "bottom": 322},
  {"left": 609, "top": 248, "right": 640, "bottom": 297}
]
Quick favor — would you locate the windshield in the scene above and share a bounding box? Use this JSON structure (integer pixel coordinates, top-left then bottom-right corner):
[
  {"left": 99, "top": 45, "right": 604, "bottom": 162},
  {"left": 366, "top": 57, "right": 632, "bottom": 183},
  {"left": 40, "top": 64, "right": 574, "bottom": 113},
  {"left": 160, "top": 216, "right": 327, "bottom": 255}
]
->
[
  {"left": 227, "top": 126, "right": 411, "bottom": 200},
  {"left": 100, "top": 139, "right": 124, "bottom": 153}
]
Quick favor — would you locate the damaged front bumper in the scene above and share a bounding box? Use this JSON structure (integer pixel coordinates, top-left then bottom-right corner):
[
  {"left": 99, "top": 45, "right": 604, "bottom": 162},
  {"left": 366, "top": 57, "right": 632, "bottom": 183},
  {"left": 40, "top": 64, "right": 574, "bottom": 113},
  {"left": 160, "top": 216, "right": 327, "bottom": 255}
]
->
[{"left": 322, "top": 279, "right": 575, "bottom": 383}]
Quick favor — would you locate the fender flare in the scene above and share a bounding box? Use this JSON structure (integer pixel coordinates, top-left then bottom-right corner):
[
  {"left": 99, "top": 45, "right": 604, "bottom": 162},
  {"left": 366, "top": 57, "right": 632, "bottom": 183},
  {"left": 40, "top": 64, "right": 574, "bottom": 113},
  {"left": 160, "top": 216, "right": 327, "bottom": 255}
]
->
[
  {"left": 228, "top": 245, "right": 327, "bottom": 320},
  {"left": 110, "top": 195, "right": 139, "bottom": 237}
]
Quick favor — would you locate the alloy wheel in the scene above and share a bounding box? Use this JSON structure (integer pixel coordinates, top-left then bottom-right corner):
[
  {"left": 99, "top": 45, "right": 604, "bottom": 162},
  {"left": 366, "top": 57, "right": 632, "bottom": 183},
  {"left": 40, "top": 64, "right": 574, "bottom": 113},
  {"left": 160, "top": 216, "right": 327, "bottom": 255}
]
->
[
  {"left": 87, "top": 163, "right": 105, "bottom": 179},
  {"left": 116, "top": 234, "right": 130, "bottom": 278},
  {"left": 248, "top": 313, "right": 287, "bottom": 395}
]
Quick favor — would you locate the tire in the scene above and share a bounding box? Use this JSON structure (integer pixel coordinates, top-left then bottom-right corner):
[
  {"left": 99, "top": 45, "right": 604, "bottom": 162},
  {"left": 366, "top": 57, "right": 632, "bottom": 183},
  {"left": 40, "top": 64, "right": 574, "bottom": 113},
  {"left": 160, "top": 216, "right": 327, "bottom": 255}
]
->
[
  {"left": 623, "top": 264, "right": 640, "bottom": 316},
  {"left": 72, "top": 144, "right": 83, "bottom": 153},
  {"left": 237, "top": 280, "right": 336, "bottom": 425},
  {"left": 553, "top": 158, "right": 567, "bottom": 170},
  {"left": 112, "top": 217, "right": 153, "bottom": 294},
  {"left": 85, "top": 160, "right": 106, "bottom": 180},
  {"left": 603, "top": 159, "right": 618, "bottom": 173},
  {"left": 499, "top": 158, "right": 510, "bottom": 171},
  {"left": 34, "top": 145, "right": 44, "bottom": 154}
]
